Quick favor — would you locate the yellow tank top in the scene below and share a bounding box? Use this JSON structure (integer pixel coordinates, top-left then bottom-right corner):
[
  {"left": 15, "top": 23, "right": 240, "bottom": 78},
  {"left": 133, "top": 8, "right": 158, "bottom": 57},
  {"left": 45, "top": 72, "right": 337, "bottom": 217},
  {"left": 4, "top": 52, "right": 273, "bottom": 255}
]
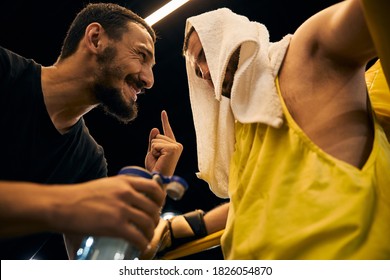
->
[
  {"left": 222, "top": 64, "right": 390, "bottom": 259},
  {"left": 366, "top": 60, "right": 390, "bottom": 140}
]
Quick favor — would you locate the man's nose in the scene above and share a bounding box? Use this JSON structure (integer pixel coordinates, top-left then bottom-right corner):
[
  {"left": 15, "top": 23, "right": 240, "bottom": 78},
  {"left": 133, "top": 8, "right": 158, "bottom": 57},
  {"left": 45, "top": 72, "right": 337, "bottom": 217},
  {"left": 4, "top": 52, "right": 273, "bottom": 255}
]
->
[
  {"left": 140, "top": 66, "right": 154, "bottom": 89},
  {"left": 199, "top": 63, "right": 211, "bottom": 81}
]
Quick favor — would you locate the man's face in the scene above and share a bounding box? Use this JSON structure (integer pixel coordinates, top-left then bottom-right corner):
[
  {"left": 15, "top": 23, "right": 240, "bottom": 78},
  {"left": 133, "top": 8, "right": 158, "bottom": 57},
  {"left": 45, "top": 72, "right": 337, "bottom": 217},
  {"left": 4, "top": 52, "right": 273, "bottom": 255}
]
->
[
  {"left": 186, "top": 29, "right": 240, "bottom": 98},
  {"left": 94, "top": 22, "right": 155, "bottom": 123},
  {"left": 186, "top": 30, "right": 214, "bottom": 90}
]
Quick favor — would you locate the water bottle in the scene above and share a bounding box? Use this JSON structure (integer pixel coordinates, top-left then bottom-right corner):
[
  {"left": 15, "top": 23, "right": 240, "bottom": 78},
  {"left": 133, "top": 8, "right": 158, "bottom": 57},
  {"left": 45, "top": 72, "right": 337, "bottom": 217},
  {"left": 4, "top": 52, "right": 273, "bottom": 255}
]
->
[{"left": 75, "top": 166, "right": 188, "bottom": 260}]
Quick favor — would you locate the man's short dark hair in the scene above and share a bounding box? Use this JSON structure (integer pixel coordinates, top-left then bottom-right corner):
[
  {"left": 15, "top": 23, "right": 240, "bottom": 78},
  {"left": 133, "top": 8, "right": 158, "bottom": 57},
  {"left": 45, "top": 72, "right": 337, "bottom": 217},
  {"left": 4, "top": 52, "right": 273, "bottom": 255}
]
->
[{"left": 59, "top": 3, "right": 156, "bottom": 60}]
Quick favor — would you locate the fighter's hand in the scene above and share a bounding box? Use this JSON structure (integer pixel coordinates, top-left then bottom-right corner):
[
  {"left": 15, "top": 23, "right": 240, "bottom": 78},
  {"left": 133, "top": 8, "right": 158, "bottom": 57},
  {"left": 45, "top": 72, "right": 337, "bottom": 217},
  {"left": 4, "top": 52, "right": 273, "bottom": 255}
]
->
[
  {"left": 145, "top": 110, "right": 183, "bottom": 176},
  {"left": 139, "top": 218, "right": 172, "bottom": 260}
]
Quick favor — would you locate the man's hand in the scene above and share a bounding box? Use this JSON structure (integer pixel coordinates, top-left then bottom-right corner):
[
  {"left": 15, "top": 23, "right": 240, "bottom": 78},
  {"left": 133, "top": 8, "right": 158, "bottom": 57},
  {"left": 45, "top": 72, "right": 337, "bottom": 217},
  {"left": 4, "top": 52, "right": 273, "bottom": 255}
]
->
[
  {"left": 145, "top": 110, "right": 183, "bottom": 176},
  {"left": 0, "top": 175, "right": 168, "bottom": 258}
]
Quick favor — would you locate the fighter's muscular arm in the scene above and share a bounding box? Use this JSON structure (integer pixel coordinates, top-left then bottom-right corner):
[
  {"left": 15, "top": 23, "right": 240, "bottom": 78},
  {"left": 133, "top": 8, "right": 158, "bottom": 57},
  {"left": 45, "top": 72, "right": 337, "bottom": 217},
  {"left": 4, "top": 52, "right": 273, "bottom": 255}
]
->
[
  {"left": 170, "top": 202, "right": 229, "bottom": 239},
  {"left": 360, "top": 0, "right": 390, "bottom": 85},
  {"left": 140, "top": 202, "right": 229, "bottom": 259},
  {"left": 292, "top": 0, "right": 376, "bottom": 68}
]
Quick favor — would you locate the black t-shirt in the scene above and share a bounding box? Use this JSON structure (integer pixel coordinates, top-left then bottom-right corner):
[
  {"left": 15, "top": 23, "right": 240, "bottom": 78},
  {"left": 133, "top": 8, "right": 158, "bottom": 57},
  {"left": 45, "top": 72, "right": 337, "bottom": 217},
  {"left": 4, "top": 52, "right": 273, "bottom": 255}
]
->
[{"left": 0, "top": 46, "right": 108, "bottom": 259}]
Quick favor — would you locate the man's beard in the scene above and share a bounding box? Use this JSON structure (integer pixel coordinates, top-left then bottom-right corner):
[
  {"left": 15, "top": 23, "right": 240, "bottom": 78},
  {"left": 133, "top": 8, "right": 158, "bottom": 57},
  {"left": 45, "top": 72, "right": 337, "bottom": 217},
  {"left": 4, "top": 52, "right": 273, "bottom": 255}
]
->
[
  {"left": 94, "top": 83, "right": 138, "bottom": 124},
  {"left": 94, "top": 46, "right": 138, "bottom": 124}
]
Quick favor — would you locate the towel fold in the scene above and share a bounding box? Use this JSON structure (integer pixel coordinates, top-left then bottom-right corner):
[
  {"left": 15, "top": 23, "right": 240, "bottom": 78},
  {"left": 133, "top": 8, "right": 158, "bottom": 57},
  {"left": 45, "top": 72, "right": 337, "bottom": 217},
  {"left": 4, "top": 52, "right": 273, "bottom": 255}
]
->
[{"left": 185, "top": 8, "right": 291, "bottom": 198}]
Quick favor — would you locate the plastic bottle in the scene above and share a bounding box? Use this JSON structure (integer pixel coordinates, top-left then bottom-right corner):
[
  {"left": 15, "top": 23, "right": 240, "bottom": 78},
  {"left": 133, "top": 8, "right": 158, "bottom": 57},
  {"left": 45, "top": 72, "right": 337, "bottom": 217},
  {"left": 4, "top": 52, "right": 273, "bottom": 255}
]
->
[{"left": 75, "top": 166, "right": 188, "bottom": 260}]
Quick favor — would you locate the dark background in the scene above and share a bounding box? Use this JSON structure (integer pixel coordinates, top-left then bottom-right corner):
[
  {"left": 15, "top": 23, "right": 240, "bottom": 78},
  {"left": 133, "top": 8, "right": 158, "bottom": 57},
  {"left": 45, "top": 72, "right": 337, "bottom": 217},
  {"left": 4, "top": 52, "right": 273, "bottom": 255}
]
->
[{"left": 0, "top": 0, "right": 340, "bottom": 259}]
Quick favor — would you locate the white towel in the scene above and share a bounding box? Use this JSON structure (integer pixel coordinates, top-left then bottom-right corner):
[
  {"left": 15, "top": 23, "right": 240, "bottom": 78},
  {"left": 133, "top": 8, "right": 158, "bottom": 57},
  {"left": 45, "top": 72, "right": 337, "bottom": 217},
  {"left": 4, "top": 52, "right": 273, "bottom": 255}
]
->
[{"left": 184, "top": 8, "right": 291, "bottom": 198}]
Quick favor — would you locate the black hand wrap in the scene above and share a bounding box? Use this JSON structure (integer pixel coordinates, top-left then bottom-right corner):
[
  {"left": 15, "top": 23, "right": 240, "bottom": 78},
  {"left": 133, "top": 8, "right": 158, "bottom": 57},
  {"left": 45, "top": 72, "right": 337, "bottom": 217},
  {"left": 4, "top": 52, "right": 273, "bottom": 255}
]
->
[
  {"left": 160, "top": 209, "right": 207, "bottom": 256},
  {"left": 182, "top": 209, "right": 207, "bottom": 238}
]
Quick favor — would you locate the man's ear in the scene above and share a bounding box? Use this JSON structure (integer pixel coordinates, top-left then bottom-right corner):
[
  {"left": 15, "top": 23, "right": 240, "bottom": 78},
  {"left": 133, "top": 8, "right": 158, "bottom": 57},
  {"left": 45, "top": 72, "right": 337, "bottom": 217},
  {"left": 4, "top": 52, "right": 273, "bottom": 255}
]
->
[{"left": 84, "top": 22, "right": 103, "bottom": 53}]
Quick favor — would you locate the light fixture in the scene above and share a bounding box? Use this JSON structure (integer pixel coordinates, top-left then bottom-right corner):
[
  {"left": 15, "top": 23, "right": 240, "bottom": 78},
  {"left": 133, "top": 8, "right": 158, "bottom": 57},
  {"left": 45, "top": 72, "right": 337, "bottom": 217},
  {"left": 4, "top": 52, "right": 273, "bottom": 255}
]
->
[{"left": 145, "top": 0, "right": 192, "bottom": 26}]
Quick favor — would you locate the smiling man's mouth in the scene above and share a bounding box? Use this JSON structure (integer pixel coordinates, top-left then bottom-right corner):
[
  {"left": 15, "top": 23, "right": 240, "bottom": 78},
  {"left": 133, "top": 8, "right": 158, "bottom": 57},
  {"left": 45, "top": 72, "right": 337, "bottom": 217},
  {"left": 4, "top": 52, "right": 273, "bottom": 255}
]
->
[{"left": 125, "top": 82, "right": 142, "bottom": 102}]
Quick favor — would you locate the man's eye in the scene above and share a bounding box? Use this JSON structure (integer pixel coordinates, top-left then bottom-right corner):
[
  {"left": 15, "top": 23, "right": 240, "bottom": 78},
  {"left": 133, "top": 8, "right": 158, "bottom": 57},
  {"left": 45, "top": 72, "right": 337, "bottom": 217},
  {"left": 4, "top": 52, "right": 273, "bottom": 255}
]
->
[
  {"left": 195, "top": 67, "right": 202, "bottom": 78},
  {"left": 139, "top": 52, "right": 146, "bottom": 60}
]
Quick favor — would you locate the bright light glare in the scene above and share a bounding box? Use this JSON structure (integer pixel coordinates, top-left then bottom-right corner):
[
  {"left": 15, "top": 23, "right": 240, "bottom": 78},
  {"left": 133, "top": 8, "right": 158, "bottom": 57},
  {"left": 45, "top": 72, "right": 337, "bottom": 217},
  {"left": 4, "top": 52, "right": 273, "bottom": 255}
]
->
[
  {"left": 161, "top": 211, "right": 181, "bottom": 220},
  {"left": 145, "top": 0, "right": 191, "bottom": 26}
]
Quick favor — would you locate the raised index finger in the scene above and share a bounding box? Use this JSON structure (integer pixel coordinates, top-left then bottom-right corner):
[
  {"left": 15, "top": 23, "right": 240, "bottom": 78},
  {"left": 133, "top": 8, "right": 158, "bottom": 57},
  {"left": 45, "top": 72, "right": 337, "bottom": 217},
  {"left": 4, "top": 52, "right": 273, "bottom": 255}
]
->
[{"left": 161, "top": 110, "right": 176, "bottom": 140}]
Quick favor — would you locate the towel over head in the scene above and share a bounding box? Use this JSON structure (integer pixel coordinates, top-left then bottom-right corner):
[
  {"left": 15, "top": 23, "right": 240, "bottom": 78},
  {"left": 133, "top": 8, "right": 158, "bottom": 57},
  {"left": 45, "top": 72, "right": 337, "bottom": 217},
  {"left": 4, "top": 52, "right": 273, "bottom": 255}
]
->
[{"left": 184, "top": 8, "right": 291, "bottom": 198}]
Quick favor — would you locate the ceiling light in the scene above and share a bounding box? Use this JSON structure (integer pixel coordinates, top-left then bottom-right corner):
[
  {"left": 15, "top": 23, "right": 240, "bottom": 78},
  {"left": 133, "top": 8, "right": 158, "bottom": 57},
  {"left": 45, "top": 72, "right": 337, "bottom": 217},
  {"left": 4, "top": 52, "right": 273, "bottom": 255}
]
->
[{"left": 145, "top": 0, "right": 191, "bottom": 26}]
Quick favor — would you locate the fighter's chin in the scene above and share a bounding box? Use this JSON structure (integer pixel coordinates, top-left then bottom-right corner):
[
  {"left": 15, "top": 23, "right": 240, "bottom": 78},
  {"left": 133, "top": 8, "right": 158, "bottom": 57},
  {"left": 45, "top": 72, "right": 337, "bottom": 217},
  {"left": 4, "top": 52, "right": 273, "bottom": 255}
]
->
[
  {"left": 222, "top": 84, "right": 232, "bottom": 98},
  {"left": 221, "top": 91, "right": 231, "bottom": 98}
]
